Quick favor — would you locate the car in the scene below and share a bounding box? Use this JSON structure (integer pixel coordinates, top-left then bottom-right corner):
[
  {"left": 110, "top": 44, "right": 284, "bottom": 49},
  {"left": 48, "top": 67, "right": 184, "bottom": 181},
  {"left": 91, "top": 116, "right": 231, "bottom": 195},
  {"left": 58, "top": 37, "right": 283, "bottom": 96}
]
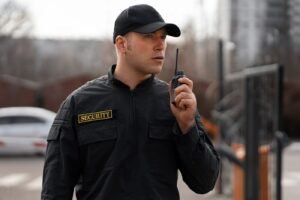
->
[{"left": 0, "top": 107, "right": 56, "bottom": 156}]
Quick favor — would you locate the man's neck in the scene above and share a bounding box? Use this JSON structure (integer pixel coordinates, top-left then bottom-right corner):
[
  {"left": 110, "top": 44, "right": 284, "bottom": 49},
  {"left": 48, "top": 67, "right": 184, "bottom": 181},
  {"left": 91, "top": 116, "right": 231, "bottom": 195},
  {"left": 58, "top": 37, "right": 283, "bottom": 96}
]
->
[{"left": 114, "top": 64, "right": 151, "bottom": 90}]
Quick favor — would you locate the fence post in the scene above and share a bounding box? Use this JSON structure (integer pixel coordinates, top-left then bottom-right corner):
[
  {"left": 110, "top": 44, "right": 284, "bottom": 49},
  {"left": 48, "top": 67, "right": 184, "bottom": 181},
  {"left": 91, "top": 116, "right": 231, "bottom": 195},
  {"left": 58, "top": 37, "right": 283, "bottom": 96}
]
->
[
  {"left": 275, "top": 64, "right": 284, "bottom": 200},
  {"left": 216, "top": 39, "right": 225, "bottom": 194},
  {"left": 244, "top": 76, "right": 260, "bottom": 200}
]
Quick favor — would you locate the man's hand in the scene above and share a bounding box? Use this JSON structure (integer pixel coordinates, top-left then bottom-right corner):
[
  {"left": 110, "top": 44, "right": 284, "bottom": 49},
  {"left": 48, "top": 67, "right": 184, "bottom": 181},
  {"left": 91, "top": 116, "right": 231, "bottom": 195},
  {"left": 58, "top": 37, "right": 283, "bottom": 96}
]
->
[{"left": 169, "top": 76, "right": 197, "bottom": 134}]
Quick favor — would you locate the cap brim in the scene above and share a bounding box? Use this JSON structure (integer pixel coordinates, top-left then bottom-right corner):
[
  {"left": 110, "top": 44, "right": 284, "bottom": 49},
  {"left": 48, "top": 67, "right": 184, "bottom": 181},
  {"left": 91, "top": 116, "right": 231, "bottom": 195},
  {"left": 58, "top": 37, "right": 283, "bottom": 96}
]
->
[{"left": 132, "top": 22, "right": 181, "bottom": 37}]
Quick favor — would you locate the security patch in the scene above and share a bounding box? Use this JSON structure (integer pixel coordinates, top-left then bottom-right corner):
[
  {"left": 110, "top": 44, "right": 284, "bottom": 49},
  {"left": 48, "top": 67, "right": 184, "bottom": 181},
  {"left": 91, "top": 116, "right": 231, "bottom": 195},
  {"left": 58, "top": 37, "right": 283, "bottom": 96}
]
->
[{"left": 78, "top": 110, "right": 113, "bottom": 124}]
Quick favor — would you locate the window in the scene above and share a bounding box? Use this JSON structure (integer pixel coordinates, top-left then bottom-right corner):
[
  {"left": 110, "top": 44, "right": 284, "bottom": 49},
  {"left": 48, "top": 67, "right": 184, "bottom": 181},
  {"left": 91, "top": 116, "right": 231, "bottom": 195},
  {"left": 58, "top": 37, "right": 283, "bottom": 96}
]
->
[
  {"left": 0, "top": 117, "right": 12, "bottom": 125},
  {"left": 0, "top": 116, "right": 45, "bottom": 125}
]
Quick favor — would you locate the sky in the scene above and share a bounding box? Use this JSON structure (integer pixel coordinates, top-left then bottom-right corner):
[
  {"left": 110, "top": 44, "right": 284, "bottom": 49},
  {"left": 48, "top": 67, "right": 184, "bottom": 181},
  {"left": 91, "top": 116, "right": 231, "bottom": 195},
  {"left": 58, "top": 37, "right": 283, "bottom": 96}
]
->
[{"left": 11, "top": 0, "right": 218, "bottom": 41}]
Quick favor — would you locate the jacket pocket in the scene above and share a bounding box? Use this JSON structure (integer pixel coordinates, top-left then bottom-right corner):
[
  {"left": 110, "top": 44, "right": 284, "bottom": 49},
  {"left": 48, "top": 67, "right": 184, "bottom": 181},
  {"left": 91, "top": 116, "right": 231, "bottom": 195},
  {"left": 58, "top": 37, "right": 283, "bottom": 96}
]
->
[
  {"left": 147, "top": 123, "right": 177, "bottom": 177},
  {"left": 78, "top": 125, "right": 118, "bottom": 187},
  {"left": 149, "top": 125, "right": 172, "bottom": 140},
  {"left": 77, "top": 125, "right": 118, "bottom": 146},
  {"left": 148, "top": 121, "right": 173, "bottom": 140}
]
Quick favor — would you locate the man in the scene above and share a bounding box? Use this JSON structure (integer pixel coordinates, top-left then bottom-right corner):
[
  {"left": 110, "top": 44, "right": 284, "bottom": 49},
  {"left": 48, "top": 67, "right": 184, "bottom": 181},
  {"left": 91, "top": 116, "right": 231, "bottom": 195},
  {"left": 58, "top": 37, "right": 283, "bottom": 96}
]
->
[{"left": 42, "top": 4, "right": 220, "bottom": 200}]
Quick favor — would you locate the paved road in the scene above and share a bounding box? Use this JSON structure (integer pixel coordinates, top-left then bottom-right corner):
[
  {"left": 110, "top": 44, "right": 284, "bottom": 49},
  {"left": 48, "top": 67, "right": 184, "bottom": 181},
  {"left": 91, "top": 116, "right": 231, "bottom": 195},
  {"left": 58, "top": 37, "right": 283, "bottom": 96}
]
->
[
  {"left": 0, "top": 156, "right": 217, "bottom": 200},
  {"left": 282, "top": 142, "right": 300, "bottom": 200},
  {"left": 0, "top": 156, "right": 43, "bottom": 200},
  {"left": 0, "top": 142, "right": 299, "bottom": 200}
]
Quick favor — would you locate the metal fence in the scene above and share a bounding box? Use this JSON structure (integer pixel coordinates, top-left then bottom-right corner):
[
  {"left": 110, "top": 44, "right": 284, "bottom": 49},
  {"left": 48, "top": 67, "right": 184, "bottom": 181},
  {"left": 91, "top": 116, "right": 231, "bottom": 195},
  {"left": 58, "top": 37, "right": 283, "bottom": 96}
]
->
[{"left": 213, "top": 58, "right": 287, "bottom": 200}]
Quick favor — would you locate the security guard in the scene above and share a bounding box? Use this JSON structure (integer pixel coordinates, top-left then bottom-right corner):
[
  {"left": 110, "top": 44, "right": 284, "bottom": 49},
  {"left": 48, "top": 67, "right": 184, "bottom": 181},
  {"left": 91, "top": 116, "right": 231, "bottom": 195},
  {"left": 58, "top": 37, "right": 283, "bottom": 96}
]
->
[{"left": 41, "top": 4, "right": 220, "bottom": 200}]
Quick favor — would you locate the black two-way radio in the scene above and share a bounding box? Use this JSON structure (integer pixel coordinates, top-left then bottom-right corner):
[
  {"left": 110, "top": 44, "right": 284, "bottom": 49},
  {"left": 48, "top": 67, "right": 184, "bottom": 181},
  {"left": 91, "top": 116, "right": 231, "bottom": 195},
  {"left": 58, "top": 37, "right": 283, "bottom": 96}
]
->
[{"left": 171, "top": 48, "right": 184, "bottom": 104}]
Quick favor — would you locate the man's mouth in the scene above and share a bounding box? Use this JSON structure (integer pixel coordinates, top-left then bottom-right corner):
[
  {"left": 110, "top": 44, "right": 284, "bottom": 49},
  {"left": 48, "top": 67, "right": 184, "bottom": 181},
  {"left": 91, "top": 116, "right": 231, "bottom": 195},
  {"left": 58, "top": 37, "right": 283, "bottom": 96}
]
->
[{"left": 152, "top": 56, "right": 164, "bottom": 60}]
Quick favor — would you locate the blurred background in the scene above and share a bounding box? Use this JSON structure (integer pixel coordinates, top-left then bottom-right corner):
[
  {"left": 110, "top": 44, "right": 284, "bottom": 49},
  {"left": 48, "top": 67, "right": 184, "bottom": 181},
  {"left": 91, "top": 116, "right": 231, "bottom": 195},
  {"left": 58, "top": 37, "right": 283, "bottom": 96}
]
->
[{"left": 0, "top": 0, "right": 299, "bottom": 200}]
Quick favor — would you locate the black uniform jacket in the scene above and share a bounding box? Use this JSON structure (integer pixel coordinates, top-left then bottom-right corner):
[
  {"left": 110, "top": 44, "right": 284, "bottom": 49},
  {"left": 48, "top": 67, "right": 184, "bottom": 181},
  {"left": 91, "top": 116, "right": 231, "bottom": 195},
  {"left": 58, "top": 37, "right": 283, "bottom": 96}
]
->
[{"left": 41, "top": 65, "right": 220, "bottom": 200}]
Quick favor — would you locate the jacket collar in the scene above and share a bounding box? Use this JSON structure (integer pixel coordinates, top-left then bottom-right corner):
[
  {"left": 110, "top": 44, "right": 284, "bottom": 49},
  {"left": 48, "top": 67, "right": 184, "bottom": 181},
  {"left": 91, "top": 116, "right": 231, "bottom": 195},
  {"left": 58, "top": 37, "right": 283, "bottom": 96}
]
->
[{"left": 108, "top": 65, "right": 155, "bottom": 91}]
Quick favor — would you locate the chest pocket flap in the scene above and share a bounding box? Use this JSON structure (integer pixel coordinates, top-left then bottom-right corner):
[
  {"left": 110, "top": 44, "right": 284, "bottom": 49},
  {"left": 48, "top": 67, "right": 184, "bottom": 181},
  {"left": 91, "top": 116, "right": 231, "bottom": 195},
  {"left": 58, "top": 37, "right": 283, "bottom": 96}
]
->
[{"left": 77, "top": 124, "right": 117, "bottom": 146}]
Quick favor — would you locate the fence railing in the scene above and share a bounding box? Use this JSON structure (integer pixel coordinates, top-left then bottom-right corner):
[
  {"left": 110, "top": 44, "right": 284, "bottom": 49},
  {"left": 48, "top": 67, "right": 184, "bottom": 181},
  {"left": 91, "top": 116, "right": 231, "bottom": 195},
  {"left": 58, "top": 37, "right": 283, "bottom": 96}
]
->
[{"left": 214, "top": 39, "right": 289, "bottom": 200}]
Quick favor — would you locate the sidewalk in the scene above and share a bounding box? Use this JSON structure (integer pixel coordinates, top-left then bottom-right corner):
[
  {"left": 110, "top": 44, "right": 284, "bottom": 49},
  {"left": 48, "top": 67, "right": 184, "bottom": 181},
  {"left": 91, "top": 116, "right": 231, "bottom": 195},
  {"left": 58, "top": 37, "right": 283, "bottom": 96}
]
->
[
  {"left": 177, "top": 141, "right": 300, "bottom": 200},
  {"left": 180, "top": 190, "right": 230, "bottom": 200}
]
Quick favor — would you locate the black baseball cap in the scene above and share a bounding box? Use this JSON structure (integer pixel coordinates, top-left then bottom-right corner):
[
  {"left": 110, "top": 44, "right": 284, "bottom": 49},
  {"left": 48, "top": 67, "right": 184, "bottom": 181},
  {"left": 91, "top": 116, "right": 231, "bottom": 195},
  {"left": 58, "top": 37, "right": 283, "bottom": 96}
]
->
[{"left": 113, "top": 4, "right": 181, "bottom": 43}]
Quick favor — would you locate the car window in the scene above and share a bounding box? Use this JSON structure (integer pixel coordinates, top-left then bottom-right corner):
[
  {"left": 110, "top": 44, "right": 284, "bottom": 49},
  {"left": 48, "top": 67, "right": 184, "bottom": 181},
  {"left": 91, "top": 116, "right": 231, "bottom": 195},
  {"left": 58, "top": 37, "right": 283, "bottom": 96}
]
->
[
  {"left": 0, "top": 116, "right": 45, "bottom": 125},
  {"left": 0, "top": 117, "right": 12, "bottom": 125}
]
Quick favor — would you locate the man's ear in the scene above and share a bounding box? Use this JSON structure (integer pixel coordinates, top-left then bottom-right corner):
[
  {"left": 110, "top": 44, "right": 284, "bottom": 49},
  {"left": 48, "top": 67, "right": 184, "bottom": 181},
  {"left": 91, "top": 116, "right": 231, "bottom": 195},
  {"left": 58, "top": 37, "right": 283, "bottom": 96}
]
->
[{"left": 115, "top": 36, "right": 126, "bottom": 53}]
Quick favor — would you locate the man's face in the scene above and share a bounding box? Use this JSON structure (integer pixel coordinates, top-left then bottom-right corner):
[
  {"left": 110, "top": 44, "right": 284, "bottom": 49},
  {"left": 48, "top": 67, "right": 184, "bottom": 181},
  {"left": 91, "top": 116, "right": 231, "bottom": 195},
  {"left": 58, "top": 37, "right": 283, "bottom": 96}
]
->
[{"left": 123, "top": 29, "right": 167, "bottom": 76}]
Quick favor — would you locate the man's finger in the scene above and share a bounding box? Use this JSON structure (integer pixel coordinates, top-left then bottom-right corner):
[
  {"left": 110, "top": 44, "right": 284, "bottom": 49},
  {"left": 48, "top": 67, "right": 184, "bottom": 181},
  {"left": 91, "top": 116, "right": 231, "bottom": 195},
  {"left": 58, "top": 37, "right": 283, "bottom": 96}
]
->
[{"left": 178, "top": 77, "right": 193, "bottom": 89}]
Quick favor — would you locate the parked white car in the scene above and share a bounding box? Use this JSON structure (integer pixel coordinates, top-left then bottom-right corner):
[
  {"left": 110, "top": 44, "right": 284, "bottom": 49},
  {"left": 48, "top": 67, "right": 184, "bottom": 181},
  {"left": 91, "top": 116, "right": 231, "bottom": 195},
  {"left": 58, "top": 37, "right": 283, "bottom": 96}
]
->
[{"left": 0, "top": 107, "right": 56, "bottom": 156}]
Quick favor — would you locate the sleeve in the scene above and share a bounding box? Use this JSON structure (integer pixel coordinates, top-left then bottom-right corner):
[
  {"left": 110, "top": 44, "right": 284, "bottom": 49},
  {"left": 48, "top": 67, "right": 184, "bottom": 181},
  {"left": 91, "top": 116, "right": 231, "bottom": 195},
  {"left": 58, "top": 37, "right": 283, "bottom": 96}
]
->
[
  {"left": 41, "top": 96, "right": 81, "bottom": 200},
  {"left": 173, "top": 113, "right": 220, "bottom": 194}
]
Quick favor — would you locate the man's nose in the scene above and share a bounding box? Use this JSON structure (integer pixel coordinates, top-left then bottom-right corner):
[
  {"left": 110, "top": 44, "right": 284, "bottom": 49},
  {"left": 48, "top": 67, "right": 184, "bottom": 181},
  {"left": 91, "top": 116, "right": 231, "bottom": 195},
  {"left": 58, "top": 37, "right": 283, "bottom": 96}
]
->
[{"left": 154, "top": 38, "right": 166, "bottom": 50}]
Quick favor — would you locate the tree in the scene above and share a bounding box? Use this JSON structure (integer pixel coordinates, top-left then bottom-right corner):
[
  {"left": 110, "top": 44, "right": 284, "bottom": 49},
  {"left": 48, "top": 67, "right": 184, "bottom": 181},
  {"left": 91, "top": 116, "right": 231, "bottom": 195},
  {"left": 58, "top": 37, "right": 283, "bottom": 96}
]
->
[
  {"left": 0, "top": 0, "right": 34, "bottom": 77},
  {"left": 0, "top": 0, "right": 32, "bottom": 38}
]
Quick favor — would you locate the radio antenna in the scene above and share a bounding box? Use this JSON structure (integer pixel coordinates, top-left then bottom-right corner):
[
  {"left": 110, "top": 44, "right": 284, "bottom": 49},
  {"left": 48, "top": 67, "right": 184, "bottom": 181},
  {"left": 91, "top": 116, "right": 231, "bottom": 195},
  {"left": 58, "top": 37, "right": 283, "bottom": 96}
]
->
[{"left": 175, "top": 48, "right": 179, "bottom": 75}]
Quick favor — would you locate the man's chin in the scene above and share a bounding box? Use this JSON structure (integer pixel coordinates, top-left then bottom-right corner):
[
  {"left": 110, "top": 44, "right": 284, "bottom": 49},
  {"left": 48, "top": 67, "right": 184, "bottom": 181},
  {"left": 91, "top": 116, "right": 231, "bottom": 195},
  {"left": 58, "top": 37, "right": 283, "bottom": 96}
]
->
[{"left": 151, "top": 67, "right": 162, "bottom": 75}]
